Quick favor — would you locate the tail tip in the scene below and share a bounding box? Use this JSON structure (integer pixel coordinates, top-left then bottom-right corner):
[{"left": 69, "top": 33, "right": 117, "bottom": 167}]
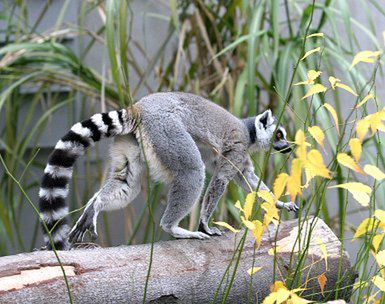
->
[{"left": 44, "top": 224, "right": 71, "bottom": 251}]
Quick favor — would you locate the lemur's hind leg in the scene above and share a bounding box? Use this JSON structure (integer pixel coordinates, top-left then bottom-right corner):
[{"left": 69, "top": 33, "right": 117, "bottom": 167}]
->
[
  {"left": 160, "top": 169, "right": 209, "bottom": 239},
  {"left": 199, "top": 143, "right": 247, "bottom": 236},
  {"left": 69, "top": 135, "right": 142, "bottom": 244},
  {"left": 143, "top": 120, "right": 209, "bottom": 239}
]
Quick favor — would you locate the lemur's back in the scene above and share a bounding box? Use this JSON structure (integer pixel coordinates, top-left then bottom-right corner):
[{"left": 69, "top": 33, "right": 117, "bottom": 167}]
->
[{"left": 135, "top": 92, "right": 248, "bottom": 149}]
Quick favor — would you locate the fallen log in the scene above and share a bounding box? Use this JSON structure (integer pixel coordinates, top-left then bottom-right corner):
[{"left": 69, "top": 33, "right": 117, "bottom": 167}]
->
[{"left": 0, "top": 217, "right": 355, "bottom": 303}]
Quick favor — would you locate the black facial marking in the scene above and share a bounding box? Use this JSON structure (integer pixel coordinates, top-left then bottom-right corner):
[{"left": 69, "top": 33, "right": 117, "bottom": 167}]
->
[
  {"left": 275, "top": 130, "right": 283, "bottom": 141},
  {"left": 248, "top": 121, "right": 256, "bottom": 143},
  {"left": 243, "top": 117, "right": 256, "bottom": 144}
]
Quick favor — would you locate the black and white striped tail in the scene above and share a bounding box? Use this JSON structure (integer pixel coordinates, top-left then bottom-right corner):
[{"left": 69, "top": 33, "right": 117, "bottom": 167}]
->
[{"left": 39, "top": 108, "right": 136, "bottom": 250}]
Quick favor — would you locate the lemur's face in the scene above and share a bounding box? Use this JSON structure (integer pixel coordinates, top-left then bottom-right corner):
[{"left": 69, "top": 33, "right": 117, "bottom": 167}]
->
[{"left": 254, "top": 109, "right": 292, "bottom": 154}]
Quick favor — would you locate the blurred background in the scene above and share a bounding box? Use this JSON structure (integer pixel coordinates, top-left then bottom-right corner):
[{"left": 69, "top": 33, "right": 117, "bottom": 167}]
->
[{"left": 0, "top": 0, "right": 384, "bottom": 268}]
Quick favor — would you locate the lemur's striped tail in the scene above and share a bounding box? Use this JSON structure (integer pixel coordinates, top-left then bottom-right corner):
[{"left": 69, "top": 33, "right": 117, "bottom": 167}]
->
[{"left": 39, "top": 108, "right": 138, "bottom": 250}]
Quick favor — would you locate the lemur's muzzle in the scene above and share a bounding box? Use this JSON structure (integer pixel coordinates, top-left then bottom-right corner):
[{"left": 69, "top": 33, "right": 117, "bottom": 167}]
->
[{"left": 273, "top": 141, "right": 292, "bottom": 154}]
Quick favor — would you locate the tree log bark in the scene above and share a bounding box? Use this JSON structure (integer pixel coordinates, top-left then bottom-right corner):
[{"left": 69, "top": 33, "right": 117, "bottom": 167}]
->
[{"left": 0, "top": 217, "right": 355, "bottom": 303}]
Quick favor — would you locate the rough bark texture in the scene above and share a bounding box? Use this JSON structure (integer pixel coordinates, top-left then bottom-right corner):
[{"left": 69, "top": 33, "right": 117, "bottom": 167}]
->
[{"left": 0, "top": 217, "right": 355, "bottom": 303}]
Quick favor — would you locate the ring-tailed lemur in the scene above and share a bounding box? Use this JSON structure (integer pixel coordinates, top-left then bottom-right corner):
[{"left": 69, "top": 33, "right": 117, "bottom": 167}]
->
[{"left": 38, "top": 92, "right": 298, "bottom": 250}]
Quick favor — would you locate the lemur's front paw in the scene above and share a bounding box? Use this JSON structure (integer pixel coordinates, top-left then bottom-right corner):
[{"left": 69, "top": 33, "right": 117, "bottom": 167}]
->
[
  {"left": 198, "top": 221, "right": 223, "bottom": 236},
  {"left": 277, "top": 201, "right": 299, "bottom": 212},
  {"left": 68, "top": 206, "right": 98, "bottom": 244}
]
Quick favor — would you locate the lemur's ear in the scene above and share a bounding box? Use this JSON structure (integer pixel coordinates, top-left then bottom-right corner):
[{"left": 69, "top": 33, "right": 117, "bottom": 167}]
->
[{"left": 255, "top": 109, "right": 274, "bottom": 129}]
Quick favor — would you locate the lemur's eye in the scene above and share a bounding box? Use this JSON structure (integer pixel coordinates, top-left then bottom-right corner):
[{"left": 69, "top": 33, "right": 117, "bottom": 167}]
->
[{"left": 276, "top": 132, "right": 283, "bottom": 140}]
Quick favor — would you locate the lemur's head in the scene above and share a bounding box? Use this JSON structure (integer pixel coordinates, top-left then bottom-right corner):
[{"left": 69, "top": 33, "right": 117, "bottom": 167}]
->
[{"left": 254, "top": 109, "right": 292, "bottom": 154}]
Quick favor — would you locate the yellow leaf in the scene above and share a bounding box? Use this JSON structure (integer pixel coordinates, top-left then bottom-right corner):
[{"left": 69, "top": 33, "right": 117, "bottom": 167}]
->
[
  {"left": 301, "top": 46, "right": 321, "bottom": 61},
  {"left": 378, "top": 107, "right": 385, "bottom": 120},
  {"left": 273, "top": 173, "right": 289, "bottom": 200},
  {"left": 263, "top": 215, "right": 278, "bottom": 228},
  {"left": 353, "top": 218, "right": 378, "bottom": 240},
  {"left": 324, "top": 103, "right": 340, "bottom": 135},
  {"left": 234, "top": 200, "right": 243, "bottom": 212},
  {"left": 294, "top": 129, "right": 310, "bottom": 162},
  {"left": 250, "top": 220, "right": 264, "bottom": 248},
  {"left": 375, "top": 209, "right": 385, "bottom": 225},
  {"left": 262, "top": 281, "right": 313, "bottom": 304},
  {"left": 363, "top": 293, "right": 381, "bottom": 304},
  {"left": 350, "top": 190, "right": 371, "bottom": 207},
  {"left": 213, "top": 221, "right": 239, "bottom": 233},
  {"left": 291, "top": 287, "right": 308, "bottom": 294},
  {"left": 376, "top": 250, "right": 385, "bottom": 267},
  {"left": 289, "top": 294, "right": 314, "bottom": 304},
  {"left": 373, "top": 234, "right": 384, "bottom": 252},
  {"left": 329, "top": 182, "right": 372, "bottom": 207},
  {"left": 337, "top": 153, "right": 364, "bottom": 174},
  {"left": 329, "top": 182, "right": 372, "bottom": 193},
  {"left": 270, "top": 281, "right": 287, "bottom": 293},
  {"left": 355, "top": 93, "right": 375, "bottom": 109},
  {"left": 307, "top": 70, "right": 322, "bottom": 84},
  {"left": 317, "top": 273, "right": 328, "bottom": 296},
  {"left": 257, "top": 190, "right": 274, "bottom": 204},
  {"left": 335, "top": 83, "right": 358, "bottom": 96},
  {"left": 304, "top": 149, "right": 330, "bottom": 187},
  {"left": 301, "top": 84, "right": 327, "bottom": 100},
  {"left": 349, "top": 138, "right": 362, "bottom": 162},
  {"left": 352, "top": 281, "right": 368, "bottom": 290},
  {"left": 262, "top": 201, "right": 279, "bottom": 227},
  {"left": 303, "top": 167, "right": 314, "bottom": 189},
  {"left": 372, "top": 275, "right": 385, "bottom": 291},
  {"left": 366, "top": 111, "right": 385, "bottom": 135},
  {"left": 294, "top": 70, "right": 322, "bottom": 86},
  {"left": 316, "top": 237, "right": 328, "bottom": 269},
  {"left": 244, "top": 191, "right": 256, "bottom": 220},
  {"left": 308, "top": 126, "right": 325, "bottom": 149},
  {"left": 377, "top": 122, "right": 385, "bottom": 133},
  {"left": 262, "top": 289, "right": 291, "bottom": 304},
  {"left": 364, "top": 165, "right": 385, "bottom": 181},
  {"left": 306, "top": 32, "right": 324, "bottom": 38},
  {"left": 287, "top": 159, "right": 303, "bottom": 201},
  {"left": 247, "top": 266, "right": 262, "bottom": 276},
  {"left": 328, "top": 76, "right": 340, "bottom": 89},
  {"left": 242, "top": 219, "right": 256, "bottom": 230},
  {"left": 268, "top": 245, "right": 285, "bottom": 256},
  {"left": 351, "top": 50, "right": 381, "bottom": 68},
  {"left": 307, "top": 149, "right": 330, "bottom": 178},
  {"left": 276, "top": 288, "right": 291, "bottom": 303},
  {"left": 294, "top": 129, "right": 306, "bottom": 144},
  {"left": 356, "top": 119, "right": 370, "bottom": 141},
  {"left": 293, "top": 80, "right": 309, "bottom": 86}
]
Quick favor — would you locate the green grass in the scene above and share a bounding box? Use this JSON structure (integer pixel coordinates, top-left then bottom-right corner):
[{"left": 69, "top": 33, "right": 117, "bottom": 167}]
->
[{"left": 1, "top": 0, "right": 385, "bottom": 302}]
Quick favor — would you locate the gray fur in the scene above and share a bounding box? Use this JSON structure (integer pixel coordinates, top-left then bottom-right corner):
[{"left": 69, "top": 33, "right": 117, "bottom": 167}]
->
[
  {"left": 69, "top": 92, "right": 298, "bottom": 244},
  {"left": 69, "top": 135, "right": 143, "bottom": 243}
]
